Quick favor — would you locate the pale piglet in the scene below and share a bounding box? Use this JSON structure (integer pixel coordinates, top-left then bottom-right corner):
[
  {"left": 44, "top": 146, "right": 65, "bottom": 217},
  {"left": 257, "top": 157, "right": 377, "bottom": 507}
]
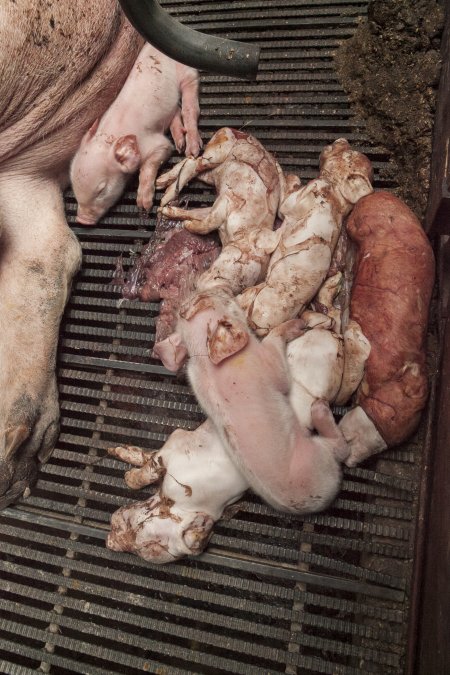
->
[
  {"left": 238, "top": 138, "right": 373, "bottom": 336},
  {"left": 158, "top": 290, "right": 349, "bottom": 515},
  {"left": 107, "top": 420, "right": 248, "bottom": 563},
  {"left": 70, "top": 43, "right": 202, "bottom": 225},
  {"left": 310, "top": 226, "right": 371, "bottom": 408},
  {"left": 155, "top": 128, "right": 285, "bottom": 296}
]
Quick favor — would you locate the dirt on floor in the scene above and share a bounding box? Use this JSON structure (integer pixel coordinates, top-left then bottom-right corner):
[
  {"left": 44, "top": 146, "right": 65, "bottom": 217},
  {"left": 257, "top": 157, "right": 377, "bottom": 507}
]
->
[{"left": 334, "top": 0, "right": 445, "bottom": 220}]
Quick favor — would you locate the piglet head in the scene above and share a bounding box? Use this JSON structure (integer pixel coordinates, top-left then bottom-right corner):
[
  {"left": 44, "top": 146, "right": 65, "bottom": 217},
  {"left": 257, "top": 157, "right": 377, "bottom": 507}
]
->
[
  {"left": 70, "top": 128, "right": 142, "bottom": 225},
  {"left": 319, "top": 138, "right": 373, "bottom": 206},
  {"left": 106, "top": 494, "right": 214, "bottom": 564},
  {"left": 178, "top": 290, "right": 251, "bottom": 365}
]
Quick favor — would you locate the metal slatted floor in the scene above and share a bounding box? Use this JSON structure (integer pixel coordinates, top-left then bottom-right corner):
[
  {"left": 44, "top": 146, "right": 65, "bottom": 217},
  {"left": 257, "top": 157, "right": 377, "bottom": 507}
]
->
[{"left": 0, "top": 1, "right": 428, "bottom": 673}]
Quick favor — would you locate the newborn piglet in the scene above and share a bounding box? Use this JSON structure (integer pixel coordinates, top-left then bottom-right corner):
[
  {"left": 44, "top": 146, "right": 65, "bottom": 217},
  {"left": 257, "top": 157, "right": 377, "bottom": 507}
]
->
[
  {"left": 107, "top": 421, "right": 248, "bottom": 563},
  {"left": 338, "top": 192, "right": 435, "bottom": 465},
  {"left": 160, "top": 290, "right": 349, "bottom": 514},
  {"left": 70, "top": 43, "right": 202, "bottom": 225},
  {"left": 155, "top": 127, "right": 285, "bottom": 295},
  {"left": 287, "top": 273, "right": 345, "bottom": 430},
  {"left": 238, "top": 138, "right": 373, "bottom": 335}
]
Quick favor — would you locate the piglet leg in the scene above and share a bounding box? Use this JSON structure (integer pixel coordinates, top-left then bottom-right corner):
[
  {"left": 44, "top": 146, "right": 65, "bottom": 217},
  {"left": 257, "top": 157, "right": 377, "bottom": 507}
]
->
[
  {"left": 108, "top": 444, "right": 166, "bottom": 489},
  {"left": 157, "top": 133, "right": 234, "bottom": 205},
  {"left": 169, "top": 108, "right": 187, "bottom": 155},
  {"left": 136, "top": 139, "right": 173, "bottom": 212},
  {"left": 177, "top": 68, "right": 202, "bottom": 158},
  {"left": 315, "top": 272, "right": 343, "bottom": 333},
  {"left": 157, "top": 157, "right": 203, "bottom": 205},
  {"left": 265, "top": 318, "right": 306, "bottom": 342},
  {"left": 162, "top": 197, "right": 228, "bottom": 235},
  {"left": 160, "top": 204, "right": 212, "bottom": 225},
  {"left": 108, "top": 445, "right": 150, "bottom": 466},
  {"left": 334, "top": 319, "right": 371, "bottom": 405},
  {"left": 155, "top": 157, "right": 193, "bottom": 190},
  {"left": 310, "top": 399, "right": 349, "bottom": 462}
]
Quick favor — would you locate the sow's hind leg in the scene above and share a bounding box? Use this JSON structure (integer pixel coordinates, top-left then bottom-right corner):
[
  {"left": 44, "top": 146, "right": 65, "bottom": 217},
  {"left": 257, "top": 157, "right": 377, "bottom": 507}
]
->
[{"left": 0, "top": 177, "right": 81, "bottom": 507}]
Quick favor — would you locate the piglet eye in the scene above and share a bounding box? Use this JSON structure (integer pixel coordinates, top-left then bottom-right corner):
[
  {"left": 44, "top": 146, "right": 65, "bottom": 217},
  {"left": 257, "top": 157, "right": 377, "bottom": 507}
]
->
[{"left": 96, "top": 182, "right": 107, "bottom": 196}]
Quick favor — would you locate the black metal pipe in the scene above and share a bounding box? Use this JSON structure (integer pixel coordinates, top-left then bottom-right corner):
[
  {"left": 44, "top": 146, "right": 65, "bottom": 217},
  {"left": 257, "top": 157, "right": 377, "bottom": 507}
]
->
[{"left": 118, "top": 0, "right": 260, "bottom": 81}]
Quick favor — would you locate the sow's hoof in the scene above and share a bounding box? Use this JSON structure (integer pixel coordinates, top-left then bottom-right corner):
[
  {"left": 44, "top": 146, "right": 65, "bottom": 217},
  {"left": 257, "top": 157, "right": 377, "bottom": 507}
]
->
[{"left": 0, "top": 381, "right": 60, "bottom": 509}]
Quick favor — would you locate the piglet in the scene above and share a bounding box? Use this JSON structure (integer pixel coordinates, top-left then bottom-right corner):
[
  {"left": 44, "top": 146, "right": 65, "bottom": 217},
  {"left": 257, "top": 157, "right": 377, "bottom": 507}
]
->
[
  {"left": 155, "top": 128, "right": 285, "bottom": 296},
  {"left": 70, "top": 43, "right": 202, "bottom": 225},
  {"left": 107, "top": 420, "right": 248, "bottom": 563},
  {"left": 159, "top": 290, "right": 348, "bottom": 514},
  {"left": 238, "top": 139, "right": 373, "bottom": 335}
]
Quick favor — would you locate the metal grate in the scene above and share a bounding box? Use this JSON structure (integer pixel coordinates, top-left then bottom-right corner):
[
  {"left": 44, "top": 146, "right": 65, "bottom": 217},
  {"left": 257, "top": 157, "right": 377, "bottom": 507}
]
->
[{"left": 0, "top": 1, "right": 427, "bottom": 673}]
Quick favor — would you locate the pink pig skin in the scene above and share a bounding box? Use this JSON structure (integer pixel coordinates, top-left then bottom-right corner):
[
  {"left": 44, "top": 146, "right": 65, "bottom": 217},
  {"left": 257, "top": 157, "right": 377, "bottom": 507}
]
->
[
  {"left": 175, "top": 291, "right": 349, "bottom": 515},
  {"left": 0, "top": 2, "right": 143, "bottom": 507},
  {"left": 70, "top": 43, "right": 202, "bottom": 224}
]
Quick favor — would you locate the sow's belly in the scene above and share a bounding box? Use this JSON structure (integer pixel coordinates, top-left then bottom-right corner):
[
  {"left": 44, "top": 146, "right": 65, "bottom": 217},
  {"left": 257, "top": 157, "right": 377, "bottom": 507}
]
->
[{"left": 0, "top": 0, "right": 143, "bottom": 170}]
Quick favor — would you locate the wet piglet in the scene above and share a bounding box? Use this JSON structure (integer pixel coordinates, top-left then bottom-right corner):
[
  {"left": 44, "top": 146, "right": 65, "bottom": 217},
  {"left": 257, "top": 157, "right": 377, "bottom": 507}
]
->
[
  {"left": 107, "top": 421, "right": 248, "bottom": 563},
  {"left": 339, "top": 191, "right": 435, "bottom": 465},
  {"left": 238, "top": 138, "right": 373, "bottom": 335},
  {"left": 156, "top": 127, "right": 288, "bottom": 297}
]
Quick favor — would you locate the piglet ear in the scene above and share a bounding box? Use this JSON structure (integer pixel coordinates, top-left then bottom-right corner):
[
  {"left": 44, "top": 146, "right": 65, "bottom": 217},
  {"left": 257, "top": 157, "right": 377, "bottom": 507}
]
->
[
  {"left": 207, "top": 317, "right": 249, "bottom": 365},
  {"left": 86, "top": 117, "right": 100, "bottom": 139},
  {"left": 152, "top": 332, "right": 188, "bottom": 372},
  {"left": 113, "top": 135, "right": 141, "bottom": 173},
  {"left": 339, "top": 172, "right": 372, "bottom": 205},
  {"left": 182, "top": 513, "right": 214, "bottom": 555}
]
